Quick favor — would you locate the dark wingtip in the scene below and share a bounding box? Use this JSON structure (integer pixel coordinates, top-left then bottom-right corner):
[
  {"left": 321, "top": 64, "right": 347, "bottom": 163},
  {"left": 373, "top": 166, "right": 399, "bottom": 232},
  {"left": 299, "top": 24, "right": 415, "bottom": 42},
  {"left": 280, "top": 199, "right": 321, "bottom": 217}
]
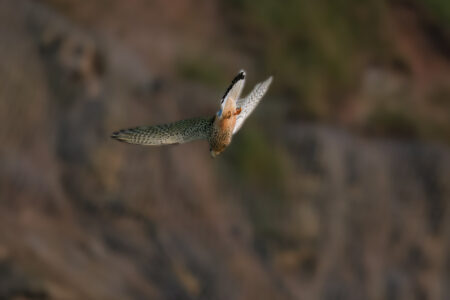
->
[
  {"left": 221, "top": 70, "right": 246, "bottom": 101},
  {"left": 236, "top": 70, "right": 246, "bottom": 81},
  {"left": 111, "top": 131, "right": 120, "bottom": 139},
  {"left": 111, "top": 129, "right": 134, "bottom": 144},
  {"left": 111, "top": 131, "right": 127, "bottom": 142}
]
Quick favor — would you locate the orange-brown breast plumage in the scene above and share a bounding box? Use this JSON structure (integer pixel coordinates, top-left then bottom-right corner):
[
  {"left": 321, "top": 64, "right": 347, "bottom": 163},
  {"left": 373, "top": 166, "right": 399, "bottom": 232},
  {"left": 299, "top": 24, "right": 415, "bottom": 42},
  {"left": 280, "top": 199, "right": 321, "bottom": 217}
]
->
[
  {"left": 221, "top": 91, "right": 238, "bottom": 129},
  {"left": 209, "top": 100, "right": 238, "bottom": 156}
]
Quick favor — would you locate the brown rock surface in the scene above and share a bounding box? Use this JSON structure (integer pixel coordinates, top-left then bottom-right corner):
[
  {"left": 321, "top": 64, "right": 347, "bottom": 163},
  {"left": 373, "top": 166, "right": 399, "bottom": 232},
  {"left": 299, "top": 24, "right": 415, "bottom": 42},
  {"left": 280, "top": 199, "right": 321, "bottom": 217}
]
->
[{"left": 0, "top": 1, "right": 449, "bottom": 299}]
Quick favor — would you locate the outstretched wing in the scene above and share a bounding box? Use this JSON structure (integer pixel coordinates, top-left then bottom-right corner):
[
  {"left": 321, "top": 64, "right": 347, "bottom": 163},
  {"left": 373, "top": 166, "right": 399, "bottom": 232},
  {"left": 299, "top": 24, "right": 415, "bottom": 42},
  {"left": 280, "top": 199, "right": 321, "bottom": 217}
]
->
[
  {"left": 233, "top": 76, "right": 273, "bottom": 134},
  {"left": 111, "top": 117, "right": 213, "bottom": 146},
  {"left": 218, "top": 70, "right": 246, "bottom": 117}
]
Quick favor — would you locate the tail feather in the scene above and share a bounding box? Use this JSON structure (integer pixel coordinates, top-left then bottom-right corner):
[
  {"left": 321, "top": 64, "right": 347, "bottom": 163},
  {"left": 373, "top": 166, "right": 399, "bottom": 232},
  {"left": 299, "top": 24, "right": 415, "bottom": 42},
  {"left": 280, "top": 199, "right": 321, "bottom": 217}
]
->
[
  {"left": 110, "top": 117, "right": 213, "bottom": 146},
  {"left": 111, "top": 129, "right": 137, "bottom": 143}
]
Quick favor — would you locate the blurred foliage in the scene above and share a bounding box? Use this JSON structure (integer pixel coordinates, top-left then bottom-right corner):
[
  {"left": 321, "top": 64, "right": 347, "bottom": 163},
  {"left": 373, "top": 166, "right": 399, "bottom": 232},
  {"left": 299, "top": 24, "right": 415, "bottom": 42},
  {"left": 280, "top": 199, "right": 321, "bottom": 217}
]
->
[
  {"left": 224, "top": 0, "right": 389, "bottom": 119},
  {"left": 224, "top": 127, "right": 292, "bottom": 253},
  {"left": 222, "top": 0, "right": 450, "bottom": 144},
  {"left": 176, "top": 55, "right": 227, "bottom": 87},
  {"left": 226, "top": 127, "right": 286, "bottom": 193},
  {"left": 419, "top": 0, "right": 450, "bottom": 29}
]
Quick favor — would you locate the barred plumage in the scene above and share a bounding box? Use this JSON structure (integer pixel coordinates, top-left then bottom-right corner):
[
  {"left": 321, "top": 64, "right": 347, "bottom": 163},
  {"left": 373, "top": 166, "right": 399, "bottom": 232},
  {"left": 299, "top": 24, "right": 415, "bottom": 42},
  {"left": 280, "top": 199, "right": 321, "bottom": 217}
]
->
[
  {"left": 233, "top": 76, "right": 273, "bottom": 134},
  {"left": 111, "top": 117, "right": 213, "bottom": 145}
]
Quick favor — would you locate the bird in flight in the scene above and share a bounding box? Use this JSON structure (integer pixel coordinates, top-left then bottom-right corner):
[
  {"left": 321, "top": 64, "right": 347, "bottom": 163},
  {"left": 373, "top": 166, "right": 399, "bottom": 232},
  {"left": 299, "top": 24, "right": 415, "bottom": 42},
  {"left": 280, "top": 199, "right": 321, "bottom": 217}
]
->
[{"left": 111, "top": 70, "right": 273, "bottom": 158}]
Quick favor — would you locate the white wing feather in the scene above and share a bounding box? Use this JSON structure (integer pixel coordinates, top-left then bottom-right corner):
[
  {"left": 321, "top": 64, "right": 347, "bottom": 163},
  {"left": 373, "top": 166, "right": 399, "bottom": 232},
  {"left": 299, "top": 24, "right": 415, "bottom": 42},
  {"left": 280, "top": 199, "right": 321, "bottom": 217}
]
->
[
  {"left": 233, "top": 76, "right": 273, "bottom": 134},
  {"left": 219, "top": 70, "right": 246, "bottom": 116}
]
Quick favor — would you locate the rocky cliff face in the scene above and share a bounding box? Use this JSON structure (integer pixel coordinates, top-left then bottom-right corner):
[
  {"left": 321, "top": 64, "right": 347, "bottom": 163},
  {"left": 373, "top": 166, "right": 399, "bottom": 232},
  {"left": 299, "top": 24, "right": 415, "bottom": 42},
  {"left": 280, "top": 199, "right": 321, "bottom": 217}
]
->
[{"left": 0, "top": 1, "right": 449, "bottom": 300}]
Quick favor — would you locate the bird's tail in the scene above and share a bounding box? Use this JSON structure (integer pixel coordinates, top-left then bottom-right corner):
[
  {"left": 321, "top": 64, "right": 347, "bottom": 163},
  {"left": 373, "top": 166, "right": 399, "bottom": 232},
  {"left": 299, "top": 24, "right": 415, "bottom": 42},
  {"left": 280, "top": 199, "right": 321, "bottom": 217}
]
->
[
  {"left": 111, "top": 128, "right": 146, "bottom": 144},
  {"left": 111, "top": 117, "right": 213, "bottom": 146}
]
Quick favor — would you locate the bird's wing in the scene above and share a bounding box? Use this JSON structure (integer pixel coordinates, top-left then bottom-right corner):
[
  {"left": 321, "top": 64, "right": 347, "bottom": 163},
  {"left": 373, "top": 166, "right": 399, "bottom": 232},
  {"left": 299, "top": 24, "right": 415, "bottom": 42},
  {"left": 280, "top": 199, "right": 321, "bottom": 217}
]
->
[
  {"left": 233, "top": 76, "right": 273, "bottom": 134},
  {"left": 111, "top": 116, "right": 213, "bottom": 146},
  {"left": 218, "top": 70, "right": 246, "bottom": 117}
]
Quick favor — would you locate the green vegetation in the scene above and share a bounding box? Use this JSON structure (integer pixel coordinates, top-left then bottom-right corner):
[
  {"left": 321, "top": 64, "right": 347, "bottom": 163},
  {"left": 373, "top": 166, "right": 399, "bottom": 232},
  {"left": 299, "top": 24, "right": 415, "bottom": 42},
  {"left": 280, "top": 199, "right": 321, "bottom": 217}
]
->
[
  {"left": 224, "top": 0, "right": 389, "bottom": 119},
  {"left": 225, "top": 127, "right": 292, "bottom": 250},
  {"left": 419, "top": 0, "right": 450, "bottom": 29},
  {"left": 227, "top": 127, "right": 286, "bottom": 191},
  {"left": 176, "top": 55, "right": 227, "bottom": 87},
  {"left": 223, "top": 0, "right": 450, "bottom": 143}
]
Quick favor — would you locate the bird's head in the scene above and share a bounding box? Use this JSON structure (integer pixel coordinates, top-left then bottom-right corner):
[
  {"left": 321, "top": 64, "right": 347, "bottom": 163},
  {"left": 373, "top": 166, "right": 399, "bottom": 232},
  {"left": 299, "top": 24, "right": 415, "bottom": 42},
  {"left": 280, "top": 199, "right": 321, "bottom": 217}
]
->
[{"left": 210, "top": 147, "right": 219, "bottom": 158}]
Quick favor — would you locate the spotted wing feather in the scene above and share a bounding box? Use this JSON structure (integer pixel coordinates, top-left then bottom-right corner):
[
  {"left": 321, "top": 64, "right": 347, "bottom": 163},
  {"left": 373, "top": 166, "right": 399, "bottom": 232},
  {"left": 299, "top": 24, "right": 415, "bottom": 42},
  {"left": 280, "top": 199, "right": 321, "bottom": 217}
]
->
[
  {"left": 233, "top": 76, "right": 273, "bottom": 134},
  {"left": 111, "top": 117, "right": 213, "bottom": 145}
]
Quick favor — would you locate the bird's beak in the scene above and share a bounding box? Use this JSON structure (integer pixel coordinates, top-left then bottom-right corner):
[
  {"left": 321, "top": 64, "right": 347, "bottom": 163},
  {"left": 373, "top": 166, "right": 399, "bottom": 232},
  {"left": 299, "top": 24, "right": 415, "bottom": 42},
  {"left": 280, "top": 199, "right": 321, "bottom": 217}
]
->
[{"left": 210, "top": 151, "right": 217, "bottom": 158}]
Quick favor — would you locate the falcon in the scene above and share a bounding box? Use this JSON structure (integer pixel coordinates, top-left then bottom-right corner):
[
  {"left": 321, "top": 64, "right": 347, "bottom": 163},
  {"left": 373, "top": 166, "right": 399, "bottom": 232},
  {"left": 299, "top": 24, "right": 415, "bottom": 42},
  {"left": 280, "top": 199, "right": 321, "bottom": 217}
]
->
[{"left": 111, "top": 70, "right": 273, "bottom": 158}]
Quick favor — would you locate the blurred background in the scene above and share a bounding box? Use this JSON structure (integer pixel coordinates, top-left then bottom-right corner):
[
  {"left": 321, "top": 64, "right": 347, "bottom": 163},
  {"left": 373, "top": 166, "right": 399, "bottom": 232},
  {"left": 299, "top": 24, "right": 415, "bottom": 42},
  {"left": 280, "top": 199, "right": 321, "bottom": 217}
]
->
[{"left": 0, "top": 0, "right": 449, "bottom": 299}]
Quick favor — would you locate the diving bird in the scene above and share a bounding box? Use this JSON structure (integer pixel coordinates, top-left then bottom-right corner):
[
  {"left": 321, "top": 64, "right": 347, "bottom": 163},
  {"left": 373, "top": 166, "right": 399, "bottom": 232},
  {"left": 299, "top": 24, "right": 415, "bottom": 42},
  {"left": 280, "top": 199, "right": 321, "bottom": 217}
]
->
[{"left": 111, "top": 70, "right": 273, "bottom": 158}]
